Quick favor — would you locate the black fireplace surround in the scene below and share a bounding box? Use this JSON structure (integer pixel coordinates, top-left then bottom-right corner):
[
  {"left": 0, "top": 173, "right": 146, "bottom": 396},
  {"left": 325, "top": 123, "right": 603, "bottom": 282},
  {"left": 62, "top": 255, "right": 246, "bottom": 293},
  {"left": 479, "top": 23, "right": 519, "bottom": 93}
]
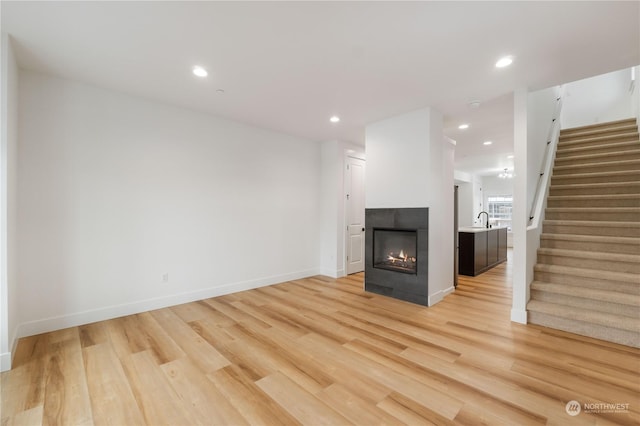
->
[{"left": 365, "top": 208, "right": 428, "bottom": 306}]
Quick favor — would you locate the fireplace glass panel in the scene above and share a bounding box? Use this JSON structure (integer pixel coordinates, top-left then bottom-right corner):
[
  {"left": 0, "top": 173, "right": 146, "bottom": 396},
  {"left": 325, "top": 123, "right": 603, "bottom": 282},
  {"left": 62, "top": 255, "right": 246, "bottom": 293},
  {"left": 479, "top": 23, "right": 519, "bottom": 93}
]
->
[{"left": 373, "top": 229, "right": 418, "bottom": 274}]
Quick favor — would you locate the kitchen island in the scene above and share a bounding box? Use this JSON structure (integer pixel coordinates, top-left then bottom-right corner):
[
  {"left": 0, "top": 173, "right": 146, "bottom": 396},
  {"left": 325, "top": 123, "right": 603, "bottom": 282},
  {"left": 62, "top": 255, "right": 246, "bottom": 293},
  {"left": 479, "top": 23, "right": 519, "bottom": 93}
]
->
[{"left": 458, "top": 227, "right": 508, "bottom": 276}]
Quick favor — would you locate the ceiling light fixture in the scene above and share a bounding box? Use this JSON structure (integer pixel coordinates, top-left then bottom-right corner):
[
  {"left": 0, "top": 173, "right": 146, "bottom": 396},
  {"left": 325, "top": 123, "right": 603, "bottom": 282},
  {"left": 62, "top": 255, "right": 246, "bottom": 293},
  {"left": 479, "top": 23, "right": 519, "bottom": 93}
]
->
[
  {"left": 192, "top": 66, "right": 208, "bottom": 77},
  {"left": 483, "top": 141, "right": 493, "bottom": 146},
  {"left": 498, "top": 168, "right": 513, "bottom": 179},
  {"left": 507, "top": 155, "right": 514, "bottom": 159},
  {"left": 330, "top": 116, "right": 340, "bottom": 123},
  {"left": 458, "top": 124, "right": 470, "bottom": 130},
  {"left": 495, "top": 56, "right": 514, "bottom": 68}
]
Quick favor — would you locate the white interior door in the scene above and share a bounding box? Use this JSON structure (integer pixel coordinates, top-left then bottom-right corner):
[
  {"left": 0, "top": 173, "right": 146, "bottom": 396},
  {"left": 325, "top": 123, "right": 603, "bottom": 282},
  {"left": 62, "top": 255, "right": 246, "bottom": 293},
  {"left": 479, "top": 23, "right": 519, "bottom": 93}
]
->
[{"left": 346, "top": 156, "right": 365, "bottom": 274}]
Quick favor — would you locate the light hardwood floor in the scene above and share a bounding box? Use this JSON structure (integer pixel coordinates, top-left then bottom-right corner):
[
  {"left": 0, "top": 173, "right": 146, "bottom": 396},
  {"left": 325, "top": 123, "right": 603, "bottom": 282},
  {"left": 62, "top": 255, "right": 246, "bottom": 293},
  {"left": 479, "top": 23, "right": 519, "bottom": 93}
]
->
[{"left": 2, "top": 257, "right": 639, "bottom": 425}]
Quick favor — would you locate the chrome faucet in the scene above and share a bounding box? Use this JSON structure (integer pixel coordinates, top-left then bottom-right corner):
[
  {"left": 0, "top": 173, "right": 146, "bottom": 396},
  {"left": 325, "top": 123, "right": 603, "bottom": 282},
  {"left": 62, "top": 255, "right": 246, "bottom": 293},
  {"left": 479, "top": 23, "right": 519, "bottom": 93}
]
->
[{"left": 477, "top": 211, "right": 489, "bottom": 228}]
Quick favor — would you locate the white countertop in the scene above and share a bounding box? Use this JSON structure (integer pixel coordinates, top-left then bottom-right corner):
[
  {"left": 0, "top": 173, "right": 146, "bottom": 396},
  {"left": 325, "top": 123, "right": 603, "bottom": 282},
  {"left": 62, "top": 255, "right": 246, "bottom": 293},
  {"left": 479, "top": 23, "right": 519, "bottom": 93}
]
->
[{"left": 458, "top": 226, "right": 507, "bottom": 233}]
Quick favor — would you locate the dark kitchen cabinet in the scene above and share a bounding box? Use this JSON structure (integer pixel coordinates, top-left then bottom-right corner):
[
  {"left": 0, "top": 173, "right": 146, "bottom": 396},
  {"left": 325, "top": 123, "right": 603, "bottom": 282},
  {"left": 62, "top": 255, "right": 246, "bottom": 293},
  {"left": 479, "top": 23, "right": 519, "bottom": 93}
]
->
[{"left": 458, "top": 228, "right": 507, "bottom": 276}]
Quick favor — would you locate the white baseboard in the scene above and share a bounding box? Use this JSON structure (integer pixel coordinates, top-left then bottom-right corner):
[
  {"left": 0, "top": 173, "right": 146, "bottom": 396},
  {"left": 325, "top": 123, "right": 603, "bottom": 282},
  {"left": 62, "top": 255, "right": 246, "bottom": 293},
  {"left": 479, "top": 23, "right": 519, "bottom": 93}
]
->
[
  {"left": 428, "top": 286, "right": 454, "bottom": 306},
  {"left": 1, "top": 327, "right": 19, "bottom": 372},
  {"left": 511, "top": 308, "right": 528, "bottom": 324},
  {"left": 0, "top": 351, "right": 11, "bottom": 372},
  {"left": 16, "top": 268, "right": 321, "bottom": 339},
  {"left": 319, "top": 268, "right": 345, "bottom": 278}
]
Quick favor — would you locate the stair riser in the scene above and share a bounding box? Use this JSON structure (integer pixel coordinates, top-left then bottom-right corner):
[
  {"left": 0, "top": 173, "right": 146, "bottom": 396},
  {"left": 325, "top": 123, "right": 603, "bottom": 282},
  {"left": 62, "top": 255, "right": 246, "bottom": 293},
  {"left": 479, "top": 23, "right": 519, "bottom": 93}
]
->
[
  {"left": 530, "top": 290, "right": 638, "bottom": 317},
  {"left": 558, "top": 133, "right": 639, "bottom": 148},
  {"left": 540, "top": 239, "right": 640, "bottom": 255},
  {"left": 549, "top": 185, "right": 640, "bottom": 196},
  {"left": 545, "top": 211, "right": 640, "bottom": 222},
  {"left": 543, "top": 223, "right": 640, "bottom": 237},
  {"left": 534, "top": 270, "right": 640, "bottom": 294},
  {"left": 555, "top": 152, "right": 640, "bottom": 165},
  {"left": 551, "top": 173, "right": 640, "bottom": 185},
  {"left": 553, "top": 162, "right": 640, "bottom": 175},
  {"left": 556, "top": 143, "right": 640, "bottom": 158},
  {"left": 537, "top": 253, "right": 639, "bottom": 273},
  {"left": 547, "top": 198, "right": 640, "bottom": 208},
  {"left": 528, "top": 312, "right": 639, "bottom": 348}
]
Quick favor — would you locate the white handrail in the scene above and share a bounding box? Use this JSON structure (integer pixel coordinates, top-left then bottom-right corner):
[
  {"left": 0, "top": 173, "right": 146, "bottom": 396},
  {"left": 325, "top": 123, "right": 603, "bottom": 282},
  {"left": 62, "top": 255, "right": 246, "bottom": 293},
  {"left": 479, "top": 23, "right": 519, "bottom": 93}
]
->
[{"left": 528, "top": 86, "right": 564, "bottom": 227}]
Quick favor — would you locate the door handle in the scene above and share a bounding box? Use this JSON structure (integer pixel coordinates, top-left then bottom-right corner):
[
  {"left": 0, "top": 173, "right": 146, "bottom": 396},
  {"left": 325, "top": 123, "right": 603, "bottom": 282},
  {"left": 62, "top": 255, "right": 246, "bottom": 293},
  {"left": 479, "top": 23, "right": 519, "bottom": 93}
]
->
[{"left": 362, "top": 227, "right": 365, "bottom": 232}]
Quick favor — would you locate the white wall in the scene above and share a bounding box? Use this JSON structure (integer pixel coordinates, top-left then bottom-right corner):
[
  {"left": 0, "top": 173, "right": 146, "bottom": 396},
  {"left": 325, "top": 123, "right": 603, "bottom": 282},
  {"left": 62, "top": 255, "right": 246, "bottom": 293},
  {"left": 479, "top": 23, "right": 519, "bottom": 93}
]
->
[
  {"left": 454, "top": 170, "right": 474, "bottom": 228},
  {"left": 632, "top": 66, "right": 640, "bottom": 123},
  {"left": 471, "top": 175, "right": 483, "bottom": 226},
  {"left": 512, "top": 85, "right": 562, "bottom": 324},
  {"left": 456, "top": 182, "right": 474, "bottom": 227},
  {"left": 0, "top": 34, "right": 19, "bottom": 372},
  {"left": 526, "top": 86, "right": 560, "bottom": 214},
  {"left": 562, "top": 68, "right": 635, "bottom": 129},
  {"left": 434, "top": 134, "right": 455, "bottom": 304},
  {"left": 17, "top": 71, "right": 321, "bottom": 337},
  {"left": 320, "top": 141, "right": 340, "bottom": 277},
  {"left": 365, "top": 107, "right": 454, "bottom": 305},
  {"left": 319, "top": 140, "right": 364, "bottom": 277},
  {"left": 512, "top": 89, "right": 528, "bottom": 324},
  {"left": 366, "top": 109, "right": 431, "bottom": 208},
  {"left": 482, "top": 176, "right": 513, "bottom": 208},
  {"left": 482, "top": 175, "right": 514, "bottom": 246}
]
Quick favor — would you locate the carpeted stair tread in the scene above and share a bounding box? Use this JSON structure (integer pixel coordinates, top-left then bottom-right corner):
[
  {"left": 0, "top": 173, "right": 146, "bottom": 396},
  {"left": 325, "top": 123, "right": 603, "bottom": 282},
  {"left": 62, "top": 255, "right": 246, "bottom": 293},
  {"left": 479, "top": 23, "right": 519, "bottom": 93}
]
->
[
  {"left": 543, "top": 219, "right": 640, "bottom": 228},
  {"left": 546, "top": 193, "right": 640, "bottom": 208},
  {"left": 537, "top": 247, "right": 640, "bottom": 263},
  {"left": 527, "top": 311, "right": 639, "bottom": 347},
  {"left": 545, "top": 206, "right": 640, "bottom": 213},
  {"left": 547, "top": 194, "right": 640, "bottom": 201},
  {"left": 549, "top": 181, "right": 640, "bottom": 190},
  {"left": 539, "top": 233, "right": 640, "bottom": 254},
  {"left": 545, "top": 207, "right": 640, "bottom": 222},
  {"left": 557, "top": 133, "right": 638, "bottom": 149},
  {"left": 553, "top": 158, "right": 640, "bottom": 172},
  {"left": 533, "top": 263, "right": 640, "bottom": 284},
  {"left": 551, "top": 170, "right": 640, "bottom": 183},
  {"left": 530, "top": 281, "right": 640, "bottom": 307},
  {"left": 554, "top": 149, "right": 640, "bottom": 164},
  {"left": 539, "top": 233, "right": 639, "bottom": 245},
  {"left": 556, "top": 140, "right": 640, "bottom": 157},
  {"left": 527, "top": 300, "right": 638, "bottom": 332},
  {"left": 560, "top": 118, "right": 638, "bottom": 135}
]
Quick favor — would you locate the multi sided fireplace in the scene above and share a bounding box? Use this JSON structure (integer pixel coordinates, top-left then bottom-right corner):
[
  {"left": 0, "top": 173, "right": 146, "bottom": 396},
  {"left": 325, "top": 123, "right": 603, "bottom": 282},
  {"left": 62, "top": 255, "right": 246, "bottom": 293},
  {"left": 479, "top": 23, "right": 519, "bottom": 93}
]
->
[
  {"left": 373, "top": 229, "right": 417, "bottom": 274},
  {"left": 365, "top": 208, "right": 428, "bottom": 306}
]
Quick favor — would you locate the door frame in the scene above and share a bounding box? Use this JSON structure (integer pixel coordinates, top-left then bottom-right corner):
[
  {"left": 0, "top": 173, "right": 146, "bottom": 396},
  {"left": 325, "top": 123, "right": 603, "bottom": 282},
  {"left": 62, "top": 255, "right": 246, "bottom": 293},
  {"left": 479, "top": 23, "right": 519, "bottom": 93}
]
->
[{"left": 344, "top": 153, "right": 366, "bottom": 275}]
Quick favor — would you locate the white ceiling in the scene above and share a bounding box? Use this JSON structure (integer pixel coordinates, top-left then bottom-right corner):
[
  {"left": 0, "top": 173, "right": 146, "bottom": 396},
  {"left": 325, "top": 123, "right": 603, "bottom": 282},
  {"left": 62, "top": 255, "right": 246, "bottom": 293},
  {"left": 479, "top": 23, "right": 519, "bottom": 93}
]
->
[{"left": 2, "top": 1, "right": 639, "bottom": 176}]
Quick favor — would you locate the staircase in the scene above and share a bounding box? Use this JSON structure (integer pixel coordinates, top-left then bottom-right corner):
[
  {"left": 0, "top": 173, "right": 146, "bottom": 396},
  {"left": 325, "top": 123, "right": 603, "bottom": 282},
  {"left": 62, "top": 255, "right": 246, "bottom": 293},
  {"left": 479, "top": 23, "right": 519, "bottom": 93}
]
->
[{"left": 527, "top": 118, "right": 640, "bottom": 347}]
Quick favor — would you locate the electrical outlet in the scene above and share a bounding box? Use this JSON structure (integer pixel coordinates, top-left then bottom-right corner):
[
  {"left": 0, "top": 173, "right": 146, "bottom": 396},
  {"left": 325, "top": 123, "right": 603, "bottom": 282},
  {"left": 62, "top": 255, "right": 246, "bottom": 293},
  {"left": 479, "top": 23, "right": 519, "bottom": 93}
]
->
[{"left": 162, "top": 273, "right": 169, "bottom": 282}]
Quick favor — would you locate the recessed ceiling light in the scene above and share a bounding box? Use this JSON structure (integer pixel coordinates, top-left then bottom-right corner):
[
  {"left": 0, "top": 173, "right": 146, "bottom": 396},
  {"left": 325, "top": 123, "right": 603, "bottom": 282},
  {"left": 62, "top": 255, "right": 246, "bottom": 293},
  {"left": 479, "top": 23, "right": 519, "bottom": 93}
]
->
[
  {"left": 495, "top": 56, "right": 514, "bottom": 68},
  {"left": 330, "top": 116, "right": 340, "bottom": 123},
  {"left": 458, "top": 124, "right": 470, "bottom": 130},
  {"left": 192, "top": 66, "right": 208, "bottom": 77},
  {"left": 507, "top": 155, "right": 514, "bottom": 159},
  {"left": 483, "top": 141, "right": 493, "bottom": 146}
]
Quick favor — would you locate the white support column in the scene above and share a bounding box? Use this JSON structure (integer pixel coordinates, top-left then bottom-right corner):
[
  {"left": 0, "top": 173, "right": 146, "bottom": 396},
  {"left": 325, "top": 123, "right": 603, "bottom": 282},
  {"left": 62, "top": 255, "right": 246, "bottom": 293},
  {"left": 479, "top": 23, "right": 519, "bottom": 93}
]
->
[{"left": 511, "top": 88, "right": 529, "bottom": 324}]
